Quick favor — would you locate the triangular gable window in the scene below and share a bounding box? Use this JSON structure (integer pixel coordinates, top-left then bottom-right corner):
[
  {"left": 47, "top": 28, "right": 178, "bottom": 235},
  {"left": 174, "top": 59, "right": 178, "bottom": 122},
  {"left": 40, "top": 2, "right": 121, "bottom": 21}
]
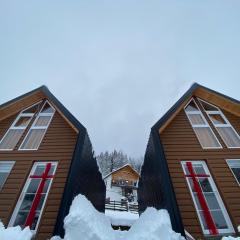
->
[
  {"left": 0, "top": 102, "right": 42, "bottom": 150},
  {"left": 199, "top": 100, "right": 218, "bottom": 112},
  {"left": 19, "top": 101, "right": 55, "bottom": 150},
  {"left": 184, "top": 99, "right": 222, "bottom": 149},
  {"left": 199, "top": 99, "right": 240, "bottom": 148},
  {"left": 22, "top": 102, "right": 41, "bottom": 114}
]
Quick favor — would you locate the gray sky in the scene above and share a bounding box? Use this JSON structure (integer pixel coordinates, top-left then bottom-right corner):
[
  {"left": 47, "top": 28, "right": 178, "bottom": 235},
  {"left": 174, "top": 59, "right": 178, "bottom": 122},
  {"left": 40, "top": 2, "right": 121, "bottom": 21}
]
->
[{"left": 1, "top": 1, "right": 240, "bottom": 158}]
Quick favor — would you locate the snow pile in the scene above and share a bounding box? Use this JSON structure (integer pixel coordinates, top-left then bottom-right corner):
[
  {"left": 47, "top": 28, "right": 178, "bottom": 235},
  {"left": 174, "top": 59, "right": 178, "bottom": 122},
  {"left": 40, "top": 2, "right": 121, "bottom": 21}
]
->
[
  {"left": 51, "top": 194, "right": 185, "bottom": 240},
  {"left": 61, "top": 194, "right": 116, "bottom": 240},
  {"left": 105, "top": 209, "right": 138, "bottom": 227},
  {"left": 0, "top": 220, "right": 32, "bottom": 240},
  {"left": 128, "top": 207, "right": 184, "bottom": 240},
  {"left": 222, "top": 237, "right": 240, "bottom": 240}
]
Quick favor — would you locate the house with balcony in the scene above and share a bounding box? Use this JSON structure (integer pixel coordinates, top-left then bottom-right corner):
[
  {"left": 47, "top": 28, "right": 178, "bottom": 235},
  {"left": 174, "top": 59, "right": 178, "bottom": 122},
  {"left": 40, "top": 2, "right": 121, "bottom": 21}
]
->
[{"left": 104, "top": 164, "right": 139, "bottom": 203}]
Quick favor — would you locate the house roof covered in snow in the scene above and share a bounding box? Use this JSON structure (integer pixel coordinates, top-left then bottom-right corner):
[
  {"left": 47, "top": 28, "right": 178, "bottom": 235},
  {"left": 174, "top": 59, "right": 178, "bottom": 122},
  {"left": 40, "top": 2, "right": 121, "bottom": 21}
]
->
[{"left": 103, "top": 164, "right": 140, "bottom": 179}]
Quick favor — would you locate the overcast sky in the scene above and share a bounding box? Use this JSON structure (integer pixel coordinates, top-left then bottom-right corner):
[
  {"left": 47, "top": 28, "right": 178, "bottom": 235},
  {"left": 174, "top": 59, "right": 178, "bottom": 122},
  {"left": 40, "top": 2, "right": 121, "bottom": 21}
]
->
[{"left": 0, "top": 1, "right": 240, "bottom": 158}]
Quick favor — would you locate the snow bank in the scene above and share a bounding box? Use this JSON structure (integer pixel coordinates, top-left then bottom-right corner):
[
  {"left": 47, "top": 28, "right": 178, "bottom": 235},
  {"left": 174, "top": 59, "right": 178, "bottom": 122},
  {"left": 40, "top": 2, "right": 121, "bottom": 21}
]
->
[
  {"left": 128, "top": 207, "right": 185, "bottom": 240},
  {"left": 222, "top": 237, "right": 240, "bottom": 240},
  {"left": 51, "top": 194, "right": 185, "bottom": 240},
  {"left": 0, "top": 220, "right": 32, "bottom": 240},
  {"left": 61, "top": 194, "right": 116, "bottom": 240},
  {"left": 105, "top": 210, "right": 138, "bottom": 227}
]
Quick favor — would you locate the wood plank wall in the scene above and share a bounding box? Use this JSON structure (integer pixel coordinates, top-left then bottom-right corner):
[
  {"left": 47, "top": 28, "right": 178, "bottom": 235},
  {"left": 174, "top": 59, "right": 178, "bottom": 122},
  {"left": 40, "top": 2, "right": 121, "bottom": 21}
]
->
[
  {"left": 160, "top": 97, "right": 240, "bottom": 239},
  {"left": 0, "top": 106, "right": 78, "bottom": 240},
  {"left": 112, "top": 166, "right": 139, "bottom": 182}
]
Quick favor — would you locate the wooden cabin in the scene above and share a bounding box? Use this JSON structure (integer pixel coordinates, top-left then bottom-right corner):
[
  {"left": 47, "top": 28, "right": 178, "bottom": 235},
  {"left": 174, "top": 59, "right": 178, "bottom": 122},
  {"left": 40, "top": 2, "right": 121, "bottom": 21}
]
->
[
  {"left": 0, "top": 86, "right": 105, "bottom": 240},
  {"left": 138, "top": 83, "right": 240, "bottom": 239},
  {"left": 104, "top": 164, "right": 139, "bottom": 203}
]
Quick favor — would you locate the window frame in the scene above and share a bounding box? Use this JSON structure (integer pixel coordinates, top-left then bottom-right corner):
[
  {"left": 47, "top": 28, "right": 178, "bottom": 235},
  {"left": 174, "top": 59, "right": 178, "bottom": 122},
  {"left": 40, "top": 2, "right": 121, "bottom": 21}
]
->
[
  {"left": 0, "top": 102, "right": 41, "bottom": 151},
  {"left": 226, "top": 159, "right": 240, "bottom": 186},
  {"left": 19, "top": 101, "right": 55, "bottom": 151},
  {"left": 8, "top": 161, "right": 58, "bottom": 234},
  {"left": 181, "top": 160, "right": 234, "bottom": 235},
  {"left": 0, "top": 161, "right": 15, "bottom": 191},
  {"left": 184, "top": 98, "right": 222, "bottom": 149},
  {"left": 198, "top": 98, "right": 240, "bottom": 149}
]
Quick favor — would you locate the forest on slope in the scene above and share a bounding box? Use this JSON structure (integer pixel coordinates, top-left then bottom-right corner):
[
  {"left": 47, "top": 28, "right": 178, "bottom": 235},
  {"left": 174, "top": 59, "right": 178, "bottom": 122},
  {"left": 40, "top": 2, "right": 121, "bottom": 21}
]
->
[{"left": 96, "top": 150, "right": 143, "bottom": 177}]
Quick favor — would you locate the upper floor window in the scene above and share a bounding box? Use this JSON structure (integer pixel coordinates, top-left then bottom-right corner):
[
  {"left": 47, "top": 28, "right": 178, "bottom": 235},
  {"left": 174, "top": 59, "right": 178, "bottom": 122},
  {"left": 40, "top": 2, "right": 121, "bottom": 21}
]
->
[
  {"left": 19, "top": 101, "right": 55, "bottom": 150},
  {"left": 0, "top": 161, "right": 15, "bottom": 190},
  {"left": 199, "top": 99, "right": 240, "bottom": 148},
  {"left": 182, "top": 161, "right": 234, "bottom": 235},
  {"left": 184, "top": 99, "right": 222, "bottom": 149},
  {"left": 226, "top": 159, "right": 240, "bottom": 185},
  {"left": 0, "top": 102, "right": 41, "bottom": 150}
]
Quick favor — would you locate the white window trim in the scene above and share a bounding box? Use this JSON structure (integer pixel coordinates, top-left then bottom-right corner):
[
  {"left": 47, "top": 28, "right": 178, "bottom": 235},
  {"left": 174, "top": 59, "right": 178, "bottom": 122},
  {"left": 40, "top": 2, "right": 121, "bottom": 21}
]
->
[
  {"left": 181, "top": 161, "right": 234, "bottom": 235},
  {"left": 0, "top": 102, "right": 42, "bottom": 151},
  {"left": 19, "top": 101, "right": 55, "bottom": 151},
  {"left": 198, "top": 98, "right": 240, "bottom": 149},
  {"left": 226, "top": 159, "right": 240, "bottom": 186},
  {"left": 0, "top": 161, "right": 15, "bottom": 191},
  {"left": 8, "top": 161, "right": 58, "bottom": 234},
  {"left": 184, "top": 98, "right": 222, "bottom": 149}
]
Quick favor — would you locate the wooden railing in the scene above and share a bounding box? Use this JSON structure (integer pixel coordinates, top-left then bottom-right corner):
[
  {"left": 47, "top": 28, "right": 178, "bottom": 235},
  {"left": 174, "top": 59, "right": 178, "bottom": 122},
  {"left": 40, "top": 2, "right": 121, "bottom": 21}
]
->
[{"left": 105, "top": 200, "right": 139, "bottom": 214}]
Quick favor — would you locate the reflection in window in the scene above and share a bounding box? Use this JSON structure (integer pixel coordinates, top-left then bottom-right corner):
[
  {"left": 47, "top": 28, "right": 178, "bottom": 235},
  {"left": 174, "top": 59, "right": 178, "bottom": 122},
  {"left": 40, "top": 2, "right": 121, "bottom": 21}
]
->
[
  {"left": 184, "top": 99, "right": 221, "bottom": 149},
  {"left": 199, "top": 99, "right": 240, "bottom": 148}
]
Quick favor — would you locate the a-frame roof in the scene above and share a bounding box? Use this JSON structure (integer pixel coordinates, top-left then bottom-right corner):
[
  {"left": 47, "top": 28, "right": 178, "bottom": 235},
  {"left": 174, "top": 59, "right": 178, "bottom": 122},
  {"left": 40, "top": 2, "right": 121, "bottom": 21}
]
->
[
  {"left": 0, "top": 85, "right": 86, "bottom": 133},
  {"left": 103, "top": 163, "right": 140, "bottom": 179},
  {"left": 153, "top": 83, "right": 240, "bottom": 133}
]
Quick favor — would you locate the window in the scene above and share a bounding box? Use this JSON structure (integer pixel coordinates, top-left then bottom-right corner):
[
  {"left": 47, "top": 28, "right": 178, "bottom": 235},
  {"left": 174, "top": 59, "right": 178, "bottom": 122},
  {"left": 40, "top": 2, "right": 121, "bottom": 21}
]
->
[
  {"left": 184, "top": 99, "right": 222, "bottom": 149},
  {"left": 226, "top": 159, "right": 240, "bottom": 185},
  {"left": 0, "top": 102, "right": 41, "bottom": 150},
  {"left": 182, "top": 161, "right": 234, "bottom": 235},
  {"left": 199, "top": 99, "right": 240, "bottom": 148},
  {"left": 19, "top": 101, "right": 55, "bottom": 150},
  {"left": 9, "top": 162, "right": 57, "bottom": 232},
  {"left": 0, "top": 161, "right": 15, "bottom": 190}
]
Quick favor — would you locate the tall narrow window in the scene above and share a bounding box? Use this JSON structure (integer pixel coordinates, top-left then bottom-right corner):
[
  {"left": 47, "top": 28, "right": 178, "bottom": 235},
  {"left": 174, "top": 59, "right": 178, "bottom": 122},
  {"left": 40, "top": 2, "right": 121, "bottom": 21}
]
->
[
  {"left": 9, "top": 162, "right": 57, "bottom": 232},
  {"left": 0, "top": 102, "right": 41, "bottom": 150},
  {"left": 182, "top": 161, "right": 234, "bottom": 235},
  {"left": 0, "top": 161, "right": 15, "bottom": 190},
  {"left": 184, "top": 99, "right": 222, "bottom": 149},
  {"left": 199, "top": 99, "right": 240, "bottom": 148},
  {"left": 19, "top": 101, "right": 55, "bottom": 150},
  {"left": 226, "top": 159, "right": 240, "bottom": 185}
]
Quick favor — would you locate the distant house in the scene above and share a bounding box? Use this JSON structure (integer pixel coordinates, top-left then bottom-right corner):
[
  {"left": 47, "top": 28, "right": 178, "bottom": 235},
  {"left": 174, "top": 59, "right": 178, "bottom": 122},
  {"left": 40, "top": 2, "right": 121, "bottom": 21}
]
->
[
  {"left": 0, "top": 86, "right": 105, "bottom": 240},
  {"left": 104, "top": 164, "right": 139, "bottom": 203},
  {"left": 139, "top": 83, "right": 240, "bottom": 239}
]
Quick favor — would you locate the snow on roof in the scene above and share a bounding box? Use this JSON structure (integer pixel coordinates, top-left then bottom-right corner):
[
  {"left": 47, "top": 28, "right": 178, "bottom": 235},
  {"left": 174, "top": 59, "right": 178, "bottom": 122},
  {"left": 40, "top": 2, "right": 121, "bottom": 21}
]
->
[{"left": 103, "top": 164, "right": 140, "bottom": 179}]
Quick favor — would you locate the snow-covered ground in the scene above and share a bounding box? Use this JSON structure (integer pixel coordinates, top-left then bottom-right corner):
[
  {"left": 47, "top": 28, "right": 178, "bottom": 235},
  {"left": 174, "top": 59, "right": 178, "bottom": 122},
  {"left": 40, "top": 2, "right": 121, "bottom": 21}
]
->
[
  {"left": 222, "top": 237, "right": 240, "bottom": 240},
  {"left": 105, "top": 209, "right": 139, "bottom": 227},
  {"left": 0, "top": 221, "right": 32, "bottom": 240},
  {"left": 1, "top": 194, "right": 239, "bottom": 240}
]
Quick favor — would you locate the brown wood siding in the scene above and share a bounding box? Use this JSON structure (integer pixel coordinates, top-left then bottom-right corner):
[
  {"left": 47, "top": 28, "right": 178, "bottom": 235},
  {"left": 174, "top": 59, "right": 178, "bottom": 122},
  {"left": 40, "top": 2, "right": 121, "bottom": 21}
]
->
[
  {"left": 160, "top": 99, "right": 240, "bottom": 239},
  {"left": 0, "top": 91, "right": 45, "bottom": 121},
  {"left": 0, "top": 105, "right": 78, "bottom": 240},
  {"left": 112, "top": 166, "right": 139, "bottom": 182}
]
